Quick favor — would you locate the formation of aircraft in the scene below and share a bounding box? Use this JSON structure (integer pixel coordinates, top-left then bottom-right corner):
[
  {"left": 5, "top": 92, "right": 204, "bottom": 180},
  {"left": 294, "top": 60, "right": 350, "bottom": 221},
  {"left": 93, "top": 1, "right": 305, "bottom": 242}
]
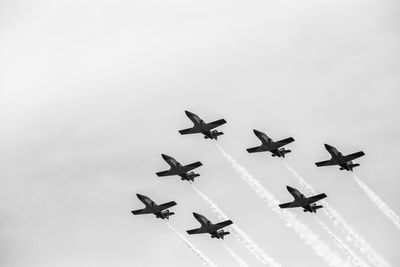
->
[
  {"left": 186, "top": 212, "right": 233, "bottom": 239},
  {"left": 179, "top": 110, "right": 226, "bottom": 140},
  {"left": 279, "top": 186, "right": 327, "bottom": 213},
  {"left": 315, "top": 144, "right": 365, "bottom": 171},
  {"left": 131, "top": 194, "right": 176, "bottom": 219},
  {"left": 156, "top": 154, "right": 202, "bottom": 182},
  {"left": 132, "top": 110, "right": 365, "bottom": 241},
  {"left": 247, "top": 129, "right": 295, "bottom": 158}
]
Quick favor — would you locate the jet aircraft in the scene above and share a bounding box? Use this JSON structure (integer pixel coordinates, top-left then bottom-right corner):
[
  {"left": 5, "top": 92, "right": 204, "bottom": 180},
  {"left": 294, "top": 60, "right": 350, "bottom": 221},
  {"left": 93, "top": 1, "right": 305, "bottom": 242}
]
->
[
  {"left": 186, "top": 212, "right": 233, "bottom": 239},
  {"left": 315, "top": 144, "right": 365, "bottom": 171},
  {"left": 131, "top": 194, "right": 176, "bottom": 219},
  {"left": 179, "top": 110, "right": 226, "bottom": 140},
  {"left": 156, "top": 154, "right": 202, "bottom": 182},
  {"left": 279, "top": 186, "right": 327, "bottom": 213},
  {"left": 246, "top": 129, "right": 295, "bottom": 158}
]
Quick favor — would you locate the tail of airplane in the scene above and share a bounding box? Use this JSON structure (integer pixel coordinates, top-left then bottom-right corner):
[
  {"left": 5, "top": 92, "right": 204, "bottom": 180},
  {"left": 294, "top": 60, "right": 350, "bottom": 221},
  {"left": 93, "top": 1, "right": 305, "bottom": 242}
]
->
[
  {"left": 163, "top": 211, "right": 175, "bottom": 219},
  {"left": 272, "top": 148, "right": 291, "bottom": 157},
  {"left": 213, "top": 229, "right": 230, "bottom": 239},
  {"left": 340, "top": 162, "right": 360, "bottom": 171},
  {"left": 187, "top": 172, "right": 200, "bottom": 181},
  {"left": 204, "top": 130, "right": 224, "bottom": 140},
  {"left": 304, "top": 204, "right": 323, "bottom": 213}
]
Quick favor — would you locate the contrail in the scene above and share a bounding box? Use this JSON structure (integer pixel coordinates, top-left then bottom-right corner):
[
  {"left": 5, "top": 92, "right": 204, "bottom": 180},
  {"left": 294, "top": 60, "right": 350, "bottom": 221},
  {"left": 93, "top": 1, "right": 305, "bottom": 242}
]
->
[
  {"left": 316, "top": 218, "right": 370, "bottom": 267},
  {"left": 192, "top": 184, "right": 281, "bottom": 267},
  {"left": 353, "top": 174, "right": 400, "bottom": 230},
  {"left": 282, "top": 161, "right": 392, "bottom": 267},
  {"left": 215, "top": 144, "right": 349, "bottom": 267},
  {"left": 166, "top": 222, "right": 218, "bottom": 267},
  {"left": 222, "top": 242, "right": 249, "bottom": 267}
]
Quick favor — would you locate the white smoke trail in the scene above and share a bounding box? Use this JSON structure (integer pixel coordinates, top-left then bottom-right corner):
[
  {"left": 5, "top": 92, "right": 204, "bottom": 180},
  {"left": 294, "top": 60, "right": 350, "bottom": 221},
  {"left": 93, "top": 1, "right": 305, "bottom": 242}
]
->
[
  {"left": 216, "top": 144, "right": 349, "bottom": 267},
  {"left": 283, "top": 161, "right": 392, "bottom": 267},
  {"left": 316, "top": 218, "right": 370, "bottom": 267},
  {"left": 222, "top": 243, "right": 249, "bottom": 267},
  {"left": 192, "top": 184, "right": 280, "bottom": 267},
  {"left": 166, "top": 222, "right": 218, "bottom": 267},
  {"left": 353, "top": 174, "right": 400, "bottom": 230}
]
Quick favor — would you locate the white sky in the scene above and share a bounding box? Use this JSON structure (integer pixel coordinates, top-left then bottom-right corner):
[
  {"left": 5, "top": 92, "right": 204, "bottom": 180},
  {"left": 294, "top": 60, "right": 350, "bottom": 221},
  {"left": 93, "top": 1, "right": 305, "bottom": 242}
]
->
[{"left": 1, "top": 0, "right": 399, "bottom": 266}]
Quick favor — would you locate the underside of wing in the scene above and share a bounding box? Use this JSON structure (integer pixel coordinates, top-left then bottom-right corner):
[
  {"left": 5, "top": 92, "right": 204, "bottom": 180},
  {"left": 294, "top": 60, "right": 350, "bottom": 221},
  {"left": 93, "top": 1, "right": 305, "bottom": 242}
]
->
[
  {"left": 131, "top": 209, "right": 152, "bottom": 215},
  {"left": 183, "top": 161, "right": 203, "bottom": 172},
  {"left": 187, "top": 227, "right": 208, "bottom": 235},
  {"left": 304, "top": 193, "right": 327, "bottom": 205},
  {"left": 279, "top": 201, "right": 301, "bottom": 209},
  {"left": 343, "top": 151, "right": 365, "bottom": 162},
  {"left": 214, "top": 220, "right": 233, "bottom": 230},
  {"left": 158, "top": 201, "right": 177, "bottom": 211},
  {"left": 246, "top": 146, "right": 269, "bottom": 153},
  {"left": 156, "top": 170, "right": 177, "bottom": 177},
  {"left": 315, "top": 159, "right": 336, "bottom": 167},
  {"left": 179, "top": 127, "right": 201, "bottom": 135},
  {"left": 205, "top": 119, "right": 226, "bottom": 130},
  {"left": 275, "top": 137, "right": 295, "bottom": 148}
]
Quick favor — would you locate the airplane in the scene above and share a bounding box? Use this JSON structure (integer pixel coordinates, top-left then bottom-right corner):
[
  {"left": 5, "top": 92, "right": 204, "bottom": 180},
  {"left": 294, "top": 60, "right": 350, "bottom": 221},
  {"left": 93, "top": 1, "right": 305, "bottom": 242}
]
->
[
  {"left": 246, "top": 129, "right": 295, "bottom": 158},
  {"left": 156, "top": 154, "right": 202, "bottom": 182},
  {"left": 315, "top": 144, "right": 365, "bottom": 171},
  {"left": 186, "top": 212, "right": 233, "bottom": 239},
  {"left": 279, "top": 186, "right": 327, "bottom": 213},
  {"left": 179, "top": 110, "right": 226, "bottom": 140},
  {"left": 131, "top": 194, "right": 176, "bottom": 220}
]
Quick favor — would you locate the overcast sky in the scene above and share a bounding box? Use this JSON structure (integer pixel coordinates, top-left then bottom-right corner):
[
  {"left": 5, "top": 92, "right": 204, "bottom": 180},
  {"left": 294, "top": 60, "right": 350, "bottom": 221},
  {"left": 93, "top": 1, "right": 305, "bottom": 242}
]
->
[{"left": 1, "top": 0, "right": 399, "bottom": 266}]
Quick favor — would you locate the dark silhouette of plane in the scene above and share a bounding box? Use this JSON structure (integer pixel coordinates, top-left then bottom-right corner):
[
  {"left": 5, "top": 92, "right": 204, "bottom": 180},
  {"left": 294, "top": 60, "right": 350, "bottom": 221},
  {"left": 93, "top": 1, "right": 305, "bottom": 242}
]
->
[
  {"left": 179, "top": 110, "right": 226, "bottom": 140},
  {"left": 156, "top": 154, "right": 202, "bottom": 182},
  {"left": 186, "top": 212, "right": 233, "bottom": 239},
  {"left": 315, "top": 144, "right": 365, "bottom": 171},
  {"left": 131, "top": 194, "right": 176, "bottom": 219},
  {"left": 246, "top": 129, "right": 295, "bottom": 158},
  {"left": 279, "top": 186, "right": 327, "bottom": 213}
]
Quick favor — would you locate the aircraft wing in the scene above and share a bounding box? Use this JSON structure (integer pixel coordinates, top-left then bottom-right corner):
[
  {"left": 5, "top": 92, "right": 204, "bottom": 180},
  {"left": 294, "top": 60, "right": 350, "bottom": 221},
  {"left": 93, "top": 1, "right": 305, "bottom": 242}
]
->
[
  {"left": 156, "top": 170, "right": 178, "bottom": 177},
  {"left": 205, "top": 119, "right": 226, "bottom": 130},
  {"left": 304, "top": 193, "right": 327, "bottom": 205},
  {"left": 179, "top": 127, "right": 201, "bottom": 135},
  {"left": 214, "top": 220, "right": 233, "bottom": 230},
  {"left": 131, "top": 209, "right": 152, "bottom": 215},
  {"left": 275, "top": 137, "right": 295, "bottom": 148},
  {"left": 158, "top": 201, "right": 177, "bottom": 211},
  {"left": 315, "top": 159, "right": 336, "bottom": 167},
  {"left": 183, "top": 161, "right": 202, "bottom": 172},
  {"left": 343, "top": 151, "right": 365, "bottom": 162},
  {"left": 279, "top": 201, "right": 301, "bottom": 209},
  {"left": 246, "top": 146, "right": 269, "bottom": 153},
  {"left": 187, "top": 227, "right": 208, "bottom": 235}
]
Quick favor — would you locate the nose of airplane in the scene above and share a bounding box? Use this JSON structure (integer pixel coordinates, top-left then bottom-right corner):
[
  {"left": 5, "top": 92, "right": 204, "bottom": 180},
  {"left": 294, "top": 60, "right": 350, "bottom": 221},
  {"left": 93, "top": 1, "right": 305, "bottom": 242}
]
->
[
  {"left": 185, "top": 110, "right": 194, "bottom": 116},
  {"left": 324, "top": 144, "right": 332, "bottom": 150},
  {"left": 161, "top": 154, "right": 169, "bottom": 160},
  {"left": 136, "top": 193, "right": 145, "bottom": 199},
  {"left": 286, "top": 186, "right": 294, "bottom": 192}
]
